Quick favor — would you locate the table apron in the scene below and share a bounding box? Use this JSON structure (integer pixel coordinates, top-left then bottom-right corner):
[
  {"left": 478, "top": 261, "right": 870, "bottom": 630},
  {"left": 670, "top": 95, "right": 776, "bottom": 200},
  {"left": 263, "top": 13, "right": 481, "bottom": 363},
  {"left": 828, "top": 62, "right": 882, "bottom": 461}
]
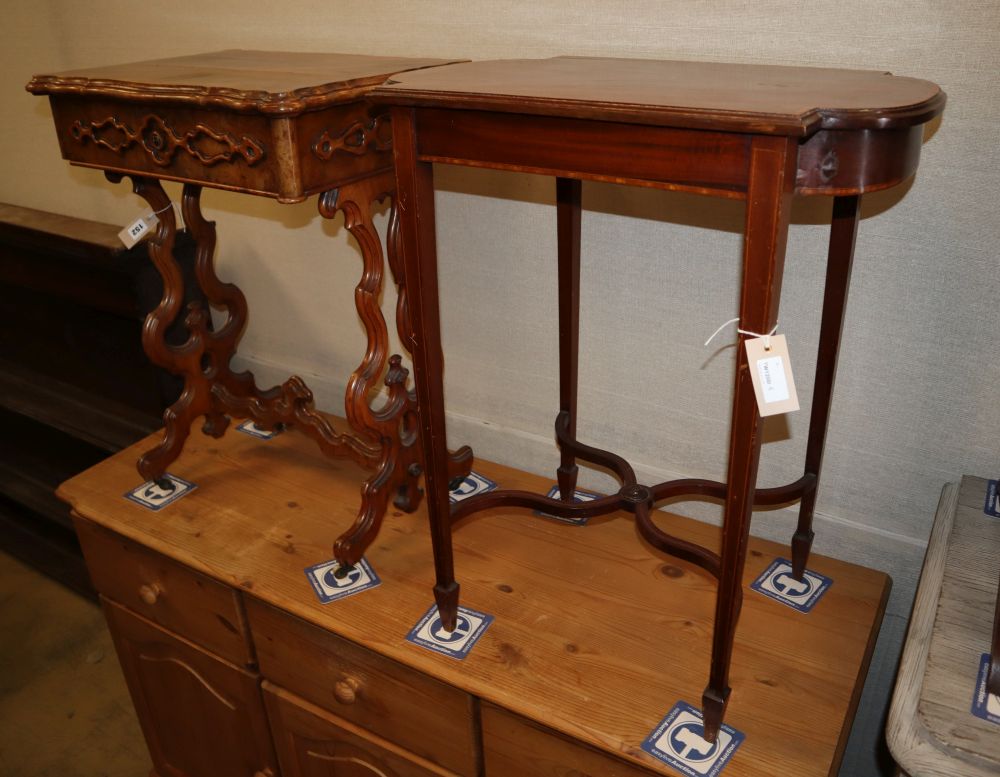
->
[{"left": 414, "top": 107, "right": 752, "bottom": 198}]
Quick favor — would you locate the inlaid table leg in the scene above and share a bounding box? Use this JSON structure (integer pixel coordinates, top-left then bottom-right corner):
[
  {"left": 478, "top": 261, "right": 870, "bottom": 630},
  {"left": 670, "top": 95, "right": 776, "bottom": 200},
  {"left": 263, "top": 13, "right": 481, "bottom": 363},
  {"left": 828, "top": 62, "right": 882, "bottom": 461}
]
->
[
  {"left": 702, "top": 136, "right": 797, "bottom": 743},
  {"left": 556, "top": 177, "right": 582, "bottom": 502},
  {"left": 791, "top": 194, "right": 861, "bottom": 579},
  {"left": 392, "top": 107, "right": 460, "bottom": 629}
]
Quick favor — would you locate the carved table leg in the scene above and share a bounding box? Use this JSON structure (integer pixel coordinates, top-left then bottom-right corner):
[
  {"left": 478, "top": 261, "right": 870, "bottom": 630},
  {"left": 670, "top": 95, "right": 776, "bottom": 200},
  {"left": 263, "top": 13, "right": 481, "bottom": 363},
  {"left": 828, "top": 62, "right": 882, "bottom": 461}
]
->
[
  {"left": 791, "top": 194, "right": 861, "bottom": 579},
  {"left": 392, "top": 108, "right": 460, "bottom": 630},
  {"left": 702, "top": 136, "right": 797, "bottom": 743},
  {"left": 318, "top": 171, "right": 472, "bottom": 568},
  {"left": 556, "top": 177, "right": 582, "bottom": 502},
  {"left": 112, "top": 174, "right": 382, "bottom": 487}
]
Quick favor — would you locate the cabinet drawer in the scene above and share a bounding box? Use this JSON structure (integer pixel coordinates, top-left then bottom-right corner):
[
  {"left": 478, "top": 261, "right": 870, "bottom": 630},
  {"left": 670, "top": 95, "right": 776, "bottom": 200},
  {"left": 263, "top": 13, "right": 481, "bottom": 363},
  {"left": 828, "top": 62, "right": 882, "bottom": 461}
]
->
[
  {"left": 265, "top": 681, "right": 459, "bottom": 777},
  {"left": 483, "top": 703, "right": 657, "bottom": 777},
  {"left": 103, "top": 599, "right": 277, "bottom": 777},
  {"left": 247, "top": 599, "right": 479, "bottom": 776},
  {"left": 74, "top": 516, "right": 253, "bottom": 666}
]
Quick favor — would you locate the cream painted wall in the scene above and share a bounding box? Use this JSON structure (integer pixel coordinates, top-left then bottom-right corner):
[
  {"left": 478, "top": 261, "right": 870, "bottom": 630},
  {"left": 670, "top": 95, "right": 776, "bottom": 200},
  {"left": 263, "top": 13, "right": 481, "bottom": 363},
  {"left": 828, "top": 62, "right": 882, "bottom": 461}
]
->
[{"left": 4, "top": 2, "right": 998, "bottom": 775}]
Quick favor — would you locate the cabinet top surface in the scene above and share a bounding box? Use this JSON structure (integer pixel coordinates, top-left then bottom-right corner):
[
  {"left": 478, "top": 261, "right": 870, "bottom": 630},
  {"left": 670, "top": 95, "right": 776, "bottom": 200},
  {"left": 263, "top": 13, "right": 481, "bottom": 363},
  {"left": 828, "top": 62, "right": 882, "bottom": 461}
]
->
[
  {"left": 26, "top": 49, "right": 463, "bottom": 114},
  {"left": 374, "top": 56, "right": 945, "bottom": 135},
  {"left": 58, "top": 420, "right": 890, "bottom": 777}
]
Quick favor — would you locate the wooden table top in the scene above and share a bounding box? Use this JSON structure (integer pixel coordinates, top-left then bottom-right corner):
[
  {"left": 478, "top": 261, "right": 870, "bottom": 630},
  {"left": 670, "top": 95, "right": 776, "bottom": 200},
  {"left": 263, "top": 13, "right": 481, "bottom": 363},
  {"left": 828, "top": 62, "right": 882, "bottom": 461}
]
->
[
  {"left": 59, "top": 420, "right": 890, "bottom": 777},
  {"left": 374, "top": 56, "right": 945, "bottom": 135},
  {"left": 888, "top": 478, "right": 1000, "bottom": 777},
  {"left": 27, "top": 49, "right": 462, "bottom": 115}
]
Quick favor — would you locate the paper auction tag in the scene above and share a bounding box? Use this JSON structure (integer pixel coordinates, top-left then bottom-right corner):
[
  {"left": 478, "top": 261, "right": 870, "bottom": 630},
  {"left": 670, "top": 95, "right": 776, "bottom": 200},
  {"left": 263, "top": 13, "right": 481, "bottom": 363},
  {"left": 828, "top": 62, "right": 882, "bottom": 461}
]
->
[
  {"left": 118, "top": 212, "right": 158, "bottom": 248},
  {"left": 745, "top": 334, "right": 799, "bottom": 416}
]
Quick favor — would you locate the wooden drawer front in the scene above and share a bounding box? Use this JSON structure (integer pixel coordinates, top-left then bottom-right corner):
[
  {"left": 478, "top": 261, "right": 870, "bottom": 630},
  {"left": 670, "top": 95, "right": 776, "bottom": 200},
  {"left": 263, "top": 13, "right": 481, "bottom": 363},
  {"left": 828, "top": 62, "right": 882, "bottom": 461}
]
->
[
  {"left": 482, "top": 703, "right": 656, "bottom": 777},
  {"left": 247, "top": 599, "right": 478, "bottom": 776},
  {"left": 103, "top": 599, "right": 277, "bottom": 777},
  {"left": 75, "top": 516, "right": 252, "bottom": 666},
  {"left": 265, "top": 682, "right": 459, "bottom": 777}
]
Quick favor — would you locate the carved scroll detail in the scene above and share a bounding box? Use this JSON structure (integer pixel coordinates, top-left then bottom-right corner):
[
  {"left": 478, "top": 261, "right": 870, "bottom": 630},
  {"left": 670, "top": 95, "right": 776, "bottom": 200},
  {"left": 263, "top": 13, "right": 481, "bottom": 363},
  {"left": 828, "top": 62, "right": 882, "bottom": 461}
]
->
[
  {"left": 71, "top": 114, "right": 265, "bottom": 167},
  {"left": 312, "top": 115, "right": 391, "bottom": 160},
  {"left": 317, "top": 172, "right": 472, "bottom": 567},
  {"left": 110, "top": 173, "right": 380, "bottom": 485},
  {"left": 70, "top": 116, "right": 135, "bottom": 152}
]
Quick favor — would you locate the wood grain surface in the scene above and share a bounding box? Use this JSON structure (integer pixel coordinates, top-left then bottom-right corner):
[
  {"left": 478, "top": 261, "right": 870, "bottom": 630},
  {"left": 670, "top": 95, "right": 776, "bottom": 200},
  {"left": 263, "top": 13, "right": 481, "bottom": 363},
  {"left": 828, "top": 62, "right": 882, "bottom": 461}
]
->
[
  {"left": 373, "top": 56, "right": 945, "bottom": 135},
  {"left": 888, "top": 477, "right": 1000, "bottom": 776},
  {"left": 58, "top": 418, "right": 889, "bottom": 777},
  {"left": 27, "top": 50, "right": 463, "bottom": 114}
]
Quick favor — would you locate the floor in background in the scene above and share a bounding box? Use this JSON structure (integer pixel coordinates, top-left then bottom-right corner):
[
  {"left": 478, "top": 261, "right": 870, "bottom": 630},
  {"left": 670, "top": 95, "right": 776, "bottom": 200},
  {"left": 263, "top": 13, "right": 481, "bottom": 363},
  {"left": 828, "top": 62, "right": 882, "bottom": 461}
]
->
[{"left": 0, "top": 549, "right": 150, "bottom": 777}]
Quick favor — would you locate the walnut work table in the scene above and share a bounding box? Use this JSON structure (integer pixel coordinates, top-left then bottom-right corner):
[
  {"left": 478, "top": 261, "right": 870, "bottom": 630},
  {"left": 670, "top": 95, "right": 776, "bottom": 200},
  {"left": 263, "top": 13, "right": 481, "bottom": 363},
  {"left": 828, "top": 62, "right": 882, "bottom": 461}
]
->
[
  {"left": 57, "top": 419, "right": 890, "bottom": 777},
  {"left": 27, "top": 50, "right": 472, "bottom": 568},
  {"left": 373, "top": 57, "right": 945, "bottom": 741}
]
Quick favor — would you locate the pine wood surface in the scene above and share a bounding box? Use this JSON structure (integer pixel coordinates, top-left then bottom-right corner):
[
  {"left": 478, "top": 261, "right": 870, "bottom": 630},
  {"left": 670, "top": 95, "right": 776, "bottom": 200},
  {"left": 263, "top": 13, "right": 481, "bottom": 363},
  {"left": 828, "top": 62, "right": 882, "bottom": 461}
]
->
[
  {"left": 373, "top": 56, "right": 945, "bottom": 135},
  {"left": 58, "top": 419, "right": 889, "bottom": 776},
  {"left": 27, "top": 50, "right": 463, "bottom": 114},
  {"left": 264, "top": 681, "right": 461, "bottom": 777},
  {"left": 887, "top": 476, "right": 1000, "bottom": 776}
]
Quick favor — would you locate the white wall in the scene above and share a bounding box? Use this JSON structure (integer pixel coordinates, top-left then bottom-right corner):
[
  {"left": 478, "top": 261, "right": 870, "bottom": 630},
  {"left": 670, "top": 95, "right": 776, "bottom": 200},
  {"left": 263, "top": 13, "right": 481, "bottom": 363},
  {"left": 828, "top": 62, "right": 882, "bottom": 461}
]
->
[{"left": 4, "top": 2, "right": 998, "bottom": 775}]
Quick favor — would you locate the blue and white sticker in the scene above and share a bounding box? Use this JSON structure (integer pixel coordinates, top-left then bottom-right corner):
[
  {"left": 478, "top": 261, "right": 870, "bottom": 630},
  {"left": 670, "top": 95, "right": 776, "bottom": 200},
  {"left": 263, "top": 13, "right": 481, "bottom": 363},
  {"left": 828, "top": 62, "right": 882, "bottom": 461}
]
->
[
  {"left": 971, "top": 652, "right": 1000, "bottom": 725},
  {"left": 449, "top": 471, "right": 498, "bottom": 503},
  {"left": 405, "top": 604, "right": 494, "bottom": 660},
  {"left": 535, "top": 485, "right": 601, "bottom": 525},
  {"left": 124, "top": 474, "right": 196, "bottom": 511},
  {"left": 304, "top": 558, "right": 381, "bottom": 604},
  {"left": 236, "top": 420, "right": 280, "bottom": 440},
  {"left": 641, "top": 701, "right": 744, "bottom": 776},
  {"left": 750, "top": 557, "right": 832, "bottom": 613},
  {"left": 984, "top": 480, "right": 999, "bottom": 518}
]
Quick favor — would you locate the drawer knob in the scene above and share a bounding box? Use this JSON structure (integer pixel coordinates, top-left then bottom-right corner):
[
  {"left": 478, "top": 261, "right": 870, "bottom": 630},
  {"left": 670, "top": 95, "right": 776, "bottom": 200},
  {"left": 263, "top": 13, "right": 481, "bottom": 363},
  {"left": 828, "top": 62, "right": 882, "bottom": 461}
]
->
[
  {"left": 253, "top": 770, "right": 275, "bottom": 777},
  {"left": 333, "top": 676, "right": 361, "bottom": 705},
  {"left": 138, "top": 583, "right": 162, "bottom": 605}
]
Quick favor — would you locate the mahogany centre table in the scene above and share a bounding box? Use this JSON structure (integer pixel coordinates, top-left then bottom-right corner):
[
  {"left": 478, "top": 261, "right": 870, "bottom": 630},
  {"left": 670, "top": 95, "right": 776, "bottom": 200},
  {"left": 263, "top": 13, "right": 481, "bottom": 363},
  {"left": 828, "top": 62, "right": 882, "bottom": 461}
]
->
[
  {"left": 27, "top": 50, "right": 472, "bottom": 566},
  {"left": 373, "top": 56, "right": 945, "bottom": 741}
]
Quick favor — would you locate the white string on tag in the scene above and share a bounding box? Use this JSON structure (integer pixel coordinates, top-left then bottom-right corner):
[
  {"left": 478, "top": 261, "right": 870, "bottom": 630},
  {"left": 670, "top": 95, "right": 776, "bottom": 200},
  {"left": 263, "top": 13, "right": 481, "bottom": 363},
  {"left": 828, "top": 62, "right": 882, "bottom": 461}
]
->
[
  {"left": 151, "top": 202, "right": 174, "bottom": 216},
  {"left": 704, "top": 318, "right": 780, "bottom": 350}
]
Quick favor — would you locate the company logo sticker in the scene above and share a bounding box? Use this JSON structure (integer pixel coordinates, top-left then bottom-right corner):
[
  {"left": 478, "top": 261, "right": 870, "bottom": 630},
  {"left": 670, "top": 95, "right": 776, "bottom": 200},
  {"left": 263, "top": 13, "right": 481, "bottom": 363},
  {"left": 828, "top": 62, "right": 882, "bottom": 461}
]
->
[
  {"left": 449, "top": 472, "right": 498, "bottom": 503},
  {"left": 985, "top": 480, "right": 1000, "bottom": 518},
  {"left": 405, "top": 604, "right": 494, "bottom": 660},
  {"left": 124, "top": 474, "right": 196, "bottom": 511},
  {"left": 641, "top": 701, "right": 744, "bottom": 776},
  {"left": 236, "top": 420, "right": 280, "bottom": 440},
  {"left": 750, "top": 557, "right": 832, "bottom": 613},
  {"left": 971, "top": 652, "right": 1000, "bottom": 724},
  {"left": 535, "top": 485, "right": 601, "bottom": 525},
  {"left": 304, "top": 558, "right": 381, "bottom": 604}
]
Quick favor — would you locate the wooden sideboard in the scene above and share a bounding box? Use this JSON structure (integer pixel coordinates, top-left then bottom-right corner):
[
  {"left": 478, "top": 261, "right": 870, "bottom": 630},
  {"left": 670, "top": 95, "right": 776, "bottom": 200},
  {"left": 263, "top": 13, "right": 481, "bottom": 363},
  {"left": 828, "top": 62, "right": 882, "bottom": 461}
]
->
[{"left": 58, "top": 418, "right": 889, "bottom": 777}]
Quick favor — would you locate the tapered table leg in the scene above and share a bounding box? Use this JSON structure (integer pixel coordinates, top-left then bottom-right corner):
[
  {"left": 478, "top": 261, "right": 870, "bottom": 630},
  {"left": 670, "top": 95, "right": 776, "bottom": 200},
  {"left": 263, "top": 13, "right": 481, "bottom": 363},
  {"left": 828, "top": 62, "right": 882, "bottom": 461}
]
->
[
  {"left": 791, "top": 194, "right": 861, "bottom": 579},
  {"left": 702, "top": 136, "right": 797, "bottom": 743},
  {"left": 556, "top": 177, "right": 582, "bottom": 502},
  {"left": 392, "top": 107, "right": 460, "bottom": 630}
]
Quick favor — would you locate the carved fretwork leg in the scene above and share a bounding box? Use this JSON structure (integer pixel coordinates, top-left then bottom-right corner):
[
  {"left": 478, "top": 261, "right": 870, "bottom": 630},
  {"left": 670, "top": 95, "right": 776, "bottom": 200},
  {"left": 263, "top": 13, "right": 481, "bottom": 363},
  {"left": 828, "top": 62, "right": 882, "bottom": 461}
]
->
[
  {"left": 556, "top": 177, "right": 582, "bottom": 502},
  {"left": 318, "top": 172, "right": 421, "bottom": 566},
  {"left": 702, "top": 137, "right": 796, "bottom": 744},
  {"left": 791, "top": 195, "right": 861, "bottom": 580},
  {"left": 112, "top": 173, "right": 381, "bottom": 486},
  {"left": 317, "top": 172, "right": 471, "bottom": 567}
]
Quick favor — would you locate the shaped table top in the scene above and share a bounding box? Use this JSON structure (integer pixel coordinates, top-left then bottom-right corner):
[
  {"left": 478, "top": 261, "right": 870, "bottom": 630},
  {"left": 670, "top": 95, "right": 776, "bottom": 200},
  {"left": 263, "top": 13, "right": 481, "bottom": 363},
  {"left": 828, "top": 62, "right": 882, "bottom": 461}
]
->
[
  {"left": 27, "top": 49, "right": 463, "bottom": 115},
  {"left": 374, "top": 56, "right": 945, "bottom": 136}
]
